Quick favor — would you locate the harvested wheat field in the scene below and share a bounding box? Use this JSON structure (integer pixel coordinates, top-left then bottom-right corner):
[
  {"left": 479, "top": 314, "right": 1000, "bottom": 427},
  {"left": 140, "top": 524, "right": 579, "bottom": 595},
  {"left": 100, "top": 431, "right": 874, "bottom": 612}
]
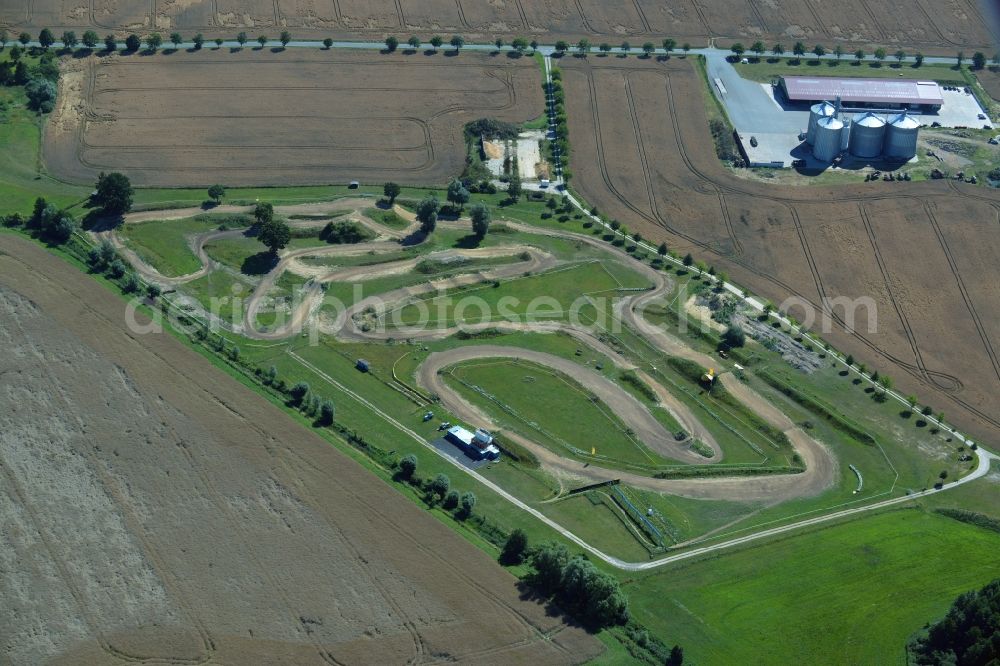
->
[
  {"left": 0, "top": 236, "right": 601, "bottom": 665},
  {"left": 4, "top": 0, "right": 995, "bottom": 50},
  {"left": 43, "top": 48, "right": 543, "bottom": 187},
  {"left": 560, "top": 53, "right": 1000, "bottom": 447}
]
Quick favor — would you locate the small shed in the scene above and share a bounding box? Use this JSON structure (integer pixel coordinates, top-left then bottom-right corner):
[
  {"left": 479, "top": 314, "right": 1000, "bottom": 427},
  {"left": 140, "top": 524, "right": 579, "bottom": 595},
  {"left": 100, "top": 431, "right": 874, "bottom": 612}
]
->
[{"left": 356, "top": 359, "right": 370, "bottom": 372}]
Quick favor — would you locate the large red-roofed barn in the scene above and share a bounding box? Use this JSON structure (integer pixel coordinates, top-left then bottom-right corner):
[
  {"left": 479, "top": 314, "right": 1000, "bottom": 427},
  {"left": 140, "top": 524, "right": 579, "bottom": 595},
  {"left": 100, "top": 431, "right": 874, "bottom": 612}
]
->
[{"left": 779, "top": 76, "right": 943, "bottom": 110}]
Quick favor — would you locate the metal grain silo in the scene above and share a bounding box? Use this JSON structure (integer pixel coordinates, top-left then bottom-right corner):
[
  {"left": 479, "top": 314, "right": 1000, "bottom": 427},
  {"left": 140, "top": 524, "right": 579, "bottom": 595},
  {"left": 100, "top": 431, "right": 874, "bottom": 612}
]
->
[
  {"left": 813, "top": 116, "right": 845, "bottom": 162},
  {"left": 807, "top": 101, "right": 837, "bottom": 146},
  {"left": 849, "top": 112, "right": 886, "bottom": 158},
  {"left": 884, "top": 111, "right": 920, "bottom": 160}
]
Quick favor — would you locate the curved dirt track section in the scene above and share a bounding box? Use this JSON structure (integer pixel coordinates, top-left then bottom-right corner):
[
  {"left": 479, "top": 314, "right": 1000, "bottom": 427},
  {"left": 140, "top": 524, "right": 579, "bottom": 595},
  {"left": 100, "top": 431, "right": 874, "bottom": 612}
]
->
[{"left": 421, "top": 346, "right": 713, "bottom": 465}]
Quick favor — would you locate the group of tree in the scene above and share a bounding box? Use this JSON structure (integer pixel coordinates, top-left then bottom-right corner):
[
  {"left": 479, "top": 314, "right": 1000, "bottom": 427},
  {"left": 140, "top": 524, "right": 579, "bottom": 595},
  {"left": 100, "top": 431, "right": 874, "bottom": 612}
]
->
[
  {"left": 23, "top": 196, "right": 77, "bottom": 244},
  {"left": 908, "top": 578, "right": 1000, "bottom": 665},
  {"left": 319, "top": 219, "right": 372, "bottom": 244},
  {"left": 0, "top": 43, "right": 59, "bottom": 112},
  {"left": 393, "top": 455, "right": 476, "bottom": 518},
  {"left": 287, "top": 381, "right": 335, "bottom": 425},
  {"left": 253, "top": 202, "right": 291, "bottom": 254},
  {"left": 388, "top": 35, "right": 465, "bottom": 52},
  {"left": 527, "top": 542, "right": 629, "bottom": 629}
]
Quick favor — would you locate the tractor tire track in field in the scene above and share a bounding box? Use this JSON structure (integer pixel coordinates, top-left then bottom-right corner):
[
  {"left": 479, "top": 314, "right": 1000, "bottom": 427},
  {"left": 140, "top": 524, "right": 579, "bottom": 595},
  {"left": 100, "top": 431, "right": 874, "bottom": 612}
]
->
[
  {"left": 2, "top": 294, "right": 217, "bottom": 666},
  {"left": 923, "top": 201, "right": 1000, "bottom": 385}
]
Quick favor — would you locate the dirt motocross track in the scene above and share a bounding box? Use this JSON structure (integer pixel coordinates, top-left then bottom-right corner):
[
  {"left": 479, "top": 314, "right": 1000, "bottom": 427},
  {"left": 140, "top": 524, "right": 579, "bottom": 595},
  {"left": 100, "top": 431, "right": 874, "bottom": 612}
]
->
[
  {"left": 44, "top": 49, "right": 543, "bottom": 187},
  {"left": 3, "top": 0, "right": 995, "bottom": 50},
  {"left": 561, "top": 54, "right": 1000, "bottom": 448},
  {"left": 0, "top": 236, "right": 601, "bottom": 666}
]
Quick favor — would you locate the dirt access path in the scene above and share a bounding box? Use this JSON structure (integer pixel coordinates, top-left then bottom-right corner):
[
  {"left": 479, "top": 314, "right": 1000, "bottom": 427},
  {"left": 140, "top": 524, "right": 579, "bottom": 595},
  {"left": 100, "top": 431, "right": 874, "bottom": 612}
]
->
[{"left": 0, "top": 235, "right": 601, "bottom": 666}]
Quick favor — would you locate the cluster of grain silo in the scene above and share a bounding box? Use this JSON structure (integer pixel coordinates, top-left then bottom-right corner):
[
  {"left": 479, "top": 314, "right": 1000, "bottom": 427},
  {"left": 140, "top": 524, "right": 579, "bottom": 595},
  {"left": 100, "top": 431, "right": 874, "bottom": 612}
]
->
[{"left": 806, "top": 100, "right": 919, "bottom": 163}]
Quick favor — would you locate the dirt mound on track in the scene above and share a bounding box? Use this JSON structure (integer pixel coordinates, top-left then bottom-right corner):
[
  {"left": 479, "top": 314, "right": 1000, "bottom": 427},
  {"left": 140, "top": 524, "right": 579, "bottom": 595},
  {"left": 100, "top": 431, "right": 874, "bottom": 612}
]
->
[
  {"left": 0, "top": 236, "right": 602, "bottom": 666},
  {"left": 44, "top": 49, "right": 543, "bottom": 187},
  {"left": 9, "top": 0, "right": 994, "bottom": 51},
  {"left": 561, "top": 54, "right": 1000, "bottom": 448}
]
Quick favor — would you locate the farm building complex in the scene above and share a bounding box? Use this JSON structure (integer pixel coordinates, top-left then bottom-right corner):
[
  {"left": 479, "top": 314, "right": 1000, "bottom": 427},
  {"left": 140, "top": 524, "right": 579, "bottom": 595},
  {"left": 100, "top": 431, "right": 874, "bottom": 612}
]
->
[{"left": 780, "top": 76, "right": 944, "bottom": 110}]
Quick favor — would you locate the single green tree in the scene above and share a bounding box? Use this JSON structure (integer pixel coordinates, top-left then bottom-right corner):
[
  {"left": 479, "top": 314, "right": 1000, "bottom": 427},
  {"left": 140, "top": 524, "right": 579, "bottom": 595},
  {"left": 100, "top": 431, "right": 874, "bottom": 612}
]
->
[
  {"left": 407, "top": 35, "right": 420, "bottom": 50},
  {"left": 620, "top": 41, "right": 631, "bottom": 56},
  {"left": 895, "top": 49, "right": 906, "bottom": 65},
  {"left": 383, "top": 181, "right": 401, "bottom": 204},
  {"left": 280, "top": 30, "right": 291, "bottom": 47},
  {"left": 385, "top": 35, "right": 398, "bottom": 52},
  {"left": 657, "top": 242, "right": 667, "bottom": 255},
  {"left": 973, "top": 51, "right": 986, "bottom": 70},
  {"left": 289, "top": 381, "right": 310, "bottom": 405},
  {"left": 214, "top": 37, "right": 223, "bottom": 48},
  {"left": 236, "top": 31, "right": 248, "bottom": 47},
  {"left": 257, "top": 35, "right": 268, "bottom": 48},
  {"left": 470, "top": 202, "right": 491, "bottom": 239},
  {"left": 957, "top": 51, "right": 965, "bottom": 67},
  {"left": 252, "top": 203, "right": 273, "bottom": 228},
  {"left": 146, "top": 33, "right": 162, "bottom": 52},
  {"left": 642, "top": 42, "right": 655, "bottom": 57},
  {"left": 94, "top": 172, "right": 134, "bottom": 215},
  {"left": 682, "top": 253, "right": 694, "bottom": 267},
  {"left": 318, "top": 400, "right": 335, "bottom": 425},
  {"left": 429, "top": 473, "right": 450, "bottom": 499},
  {"left": 398, "top": 454, "right": 418, "bottom": 479},
  {"left": 443, "top": 490, "right": 460, "bottom": 510},
  {"left": 750, "top": 41, "right": 765, "bottom": 59},
  {"left": 834, "top": 44, "right": 843, "bottom": 60},
  {"left": 599, "top": 43, "right": 611, "bottom": 55},
  {"left": 555, "top": 40, "right": 569, "bottom": 53},
  {"left": 772, "top": 43, "right": 785, "bottom": 56},
  {"left": 18, "top": 32, "right": 31, "bottom": 46},
  {"left": 500, "top": 528, "right": 528, "bottom": 565},
  {"left": 430, "top": 35, "right": 443, "bottom": 50},
  {"left": 446, "top": 178, "right": 470, "bottom": 210},
  {"left": 577, "top": 39, "right": 590, "bottom": 55},
  {"left": 416, "top": 195, "right": 440, "bottom": 233},
  {"left": 663, "top": 38, "right": 676, "bottom": 53},
  {"left": 873, "top": 47, "right": 887, "bottom": 63},
  {"left": 530, "top": 39, "right": 539, "bottom": 52},
  {"left": 722, "top": 325, "right": 746, "bottom": 348},
  {"left": 812, "top": 44, "right": 825, "bottom": 58},
  {"left": 459, "top": 491, "right": 476, "bottom": 517},
  {"left": 0, "top": 30, "right": 7, "bottom": 49},
  {"left": 192, "top": 33, "right": 204, "bottom": 49},
  {"left": 793, "top": 41, "right": 806, "bottom": 57},
  {"left": 730, "top": 42, "right": 745, "bottom": 58},
  {"left": 259, "top": 219, "right": 290, "bottom": 254},
  {"left": 914, "top": 52, "right": 924, "bottom": 67},
  {"left": 494, "top": 37, "right": 503, "bottom": 51},
  {"left": 104, "top": 34, "right": 117, "bottom": 52},
  {"left": 169, "top": 32, "right": 182, "bottom": 49},
  {"left": 513, "top": 37, "right": 529, "bottom": 53},
  {"left": 322, "top": 37, "right": 333, "bottom": 49},
  {"left": 61, "top": 31, "right": 77, "bottom": 49},
  {"left": 450, "top": 35, "right": 464, "bottom": 51},
  {"left": 39, "top": 28, "right": 55, "bottom": 49},
  {"left": 207, "top": 184, "right": 226, "bottom": 203},
  {"left": 854, "top": 48, "right": 865, "bottom": 63}
]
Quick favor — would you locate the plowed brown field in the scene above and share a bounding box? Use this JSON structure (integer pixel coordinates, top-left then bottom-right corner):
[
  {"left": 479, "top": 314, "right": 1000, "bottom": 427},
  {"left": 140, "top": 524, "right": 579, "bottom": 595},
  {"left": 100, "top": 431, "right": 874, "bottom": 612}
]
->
[
  {"left": 43, "top": 49, "right": 543, "bottom": 187},
  {"left": 3, "top": 0, "right": 994, "bottom": 51},
  {"left": 0, "top": 235, "right": 601, "bottom": 666},
  {"left": 560, "top": 54, "right": 1000, "bottom": 447}
]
